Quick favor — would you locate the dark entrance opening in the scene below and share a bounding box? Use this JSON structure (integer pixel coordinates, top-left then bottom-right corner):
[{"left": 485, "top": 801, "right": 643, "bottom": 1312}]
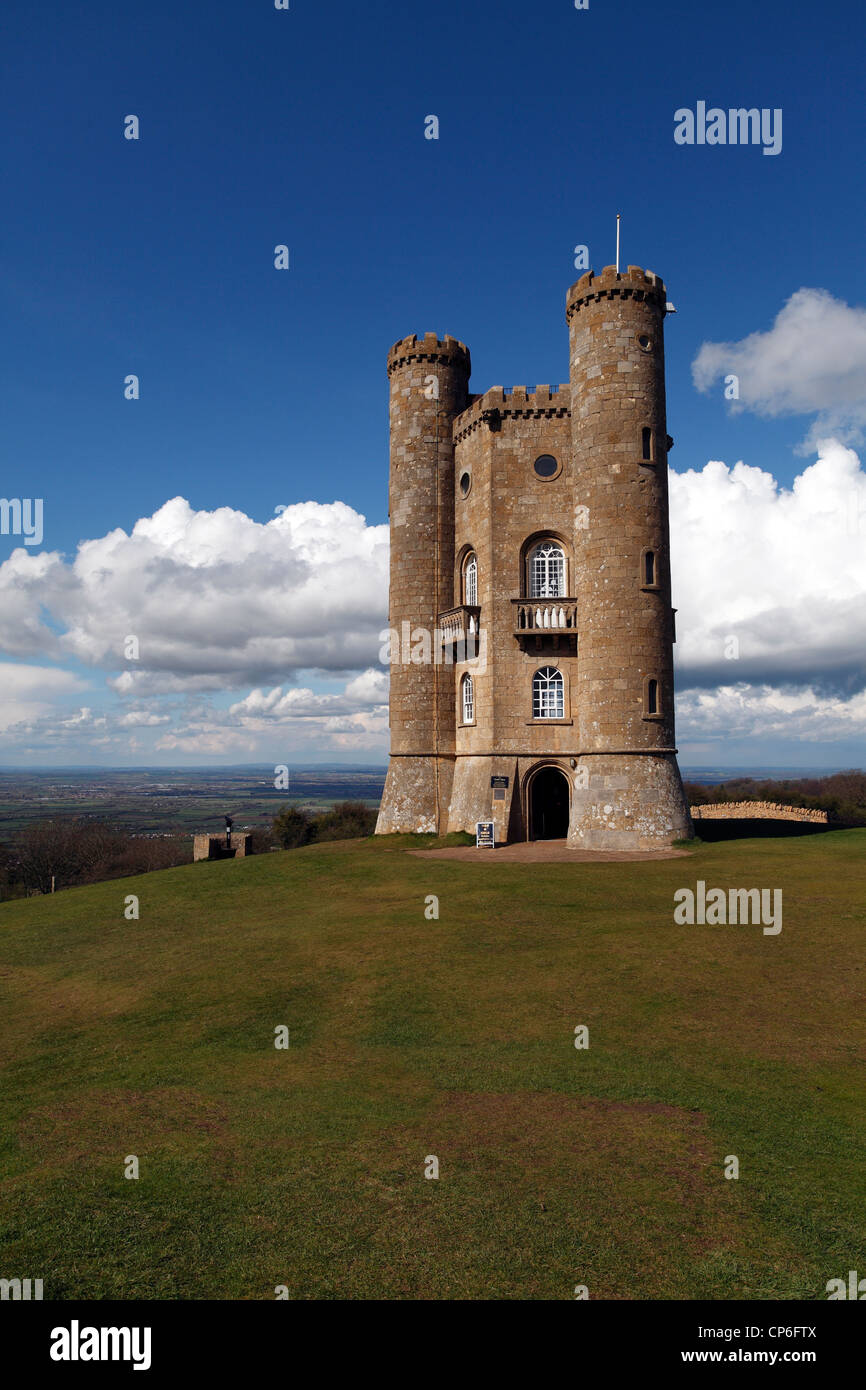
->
[{"left": 529, "top": 767, "right": 570, "bottom": 840}]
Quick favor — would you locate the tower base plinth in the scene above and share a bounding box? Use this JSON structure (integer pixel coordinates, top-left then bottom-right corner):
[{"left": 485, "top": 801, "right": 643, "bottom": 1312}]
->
[
  {"left": 376, "top": 756, "right": 444, "bottom": 835},
  {"left": 568, "top": 753, "right": 693, "bottom": 851}
]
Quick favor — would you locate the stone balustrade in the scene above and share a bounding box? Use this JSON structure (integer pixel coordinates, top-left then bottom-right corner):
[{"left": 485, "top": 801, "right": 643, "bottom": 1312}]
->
[{"left": 512, "top": 598, "right": 578, "bottom": 633}]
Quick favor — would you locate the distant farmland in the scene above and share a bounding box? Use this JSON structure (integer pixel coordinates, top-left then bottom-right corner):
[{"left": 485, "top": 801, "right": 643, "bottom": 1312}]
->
[{"left": 0, "top": 765, "right": 386, "bottom": 840}]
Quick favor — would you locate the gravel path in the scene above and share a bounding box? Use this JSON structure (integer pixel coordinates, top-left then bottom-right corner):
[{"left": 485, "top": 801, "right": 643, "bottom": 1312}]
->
[{"left": 409, "top": 839, "right": 691, "bottom": 863}]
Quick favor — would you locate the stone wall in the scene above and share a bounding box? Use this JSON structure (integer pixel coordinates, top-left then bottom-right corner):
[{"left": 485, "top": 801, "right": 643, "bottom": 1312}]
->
[
  {"left": 690, "top": 802, "right": 828, "bottom": 823},
  {"left": 451, "top": 383, "right": 577, "bottom": 764},
  {"left": 193, "top": 833, "right": 253, "bottom": 861}
]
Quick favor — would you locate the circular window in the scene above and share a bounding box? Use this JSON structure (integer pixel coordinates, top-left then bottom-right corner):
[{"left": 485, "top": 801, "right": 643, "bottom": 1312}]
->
[
  {"left": 459, "top": 471, "right": 471, "bottom": 497},
  {"left": 637, "top": 333, "right": 653, "bottom": 352},
  {"left": 533, "top": 454, "right": 559, "bottom": 479}
]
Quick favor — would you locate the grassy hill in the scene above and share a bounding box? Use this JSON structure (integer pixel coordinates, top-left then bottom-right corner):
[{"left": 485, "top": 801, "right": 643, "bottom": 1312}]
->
[{"left": 1, "top": 830, "right": 864, "bottom": 1300}]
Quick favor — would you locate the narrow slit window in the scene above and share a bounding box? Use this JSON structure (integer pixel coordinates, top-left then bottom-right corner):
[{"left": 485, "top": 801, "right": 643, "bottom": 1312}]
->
[
  {"left": 644, "top": 551, "right": 656, "bottom": 586},
  {"left": 647, "top": 678, "right": 658, "bottom": 716},
  {"left": 642, "top": 427, "right": 653, "bottom": 462}
]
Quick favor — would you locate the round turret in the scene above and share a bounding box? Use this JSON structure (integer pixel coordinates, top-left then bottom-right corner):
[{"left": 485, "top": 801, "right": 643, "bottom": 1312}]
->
[
  {"left": 566, "top": 265, "right": 691, "bottom": 846},
  {"left": 376, "top": 333, "right": 470, "bottom": 833}
]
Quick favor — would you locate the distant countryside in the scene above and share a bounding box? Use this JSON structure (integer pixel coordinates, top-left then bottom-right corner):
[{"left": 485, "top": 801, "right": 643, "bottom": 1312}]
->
[
  {"left": 0, "top": 766, "right": 385, "bottom": 900},
  {"left": 0, "top": 765, "right": 865, "bottom": 902}
]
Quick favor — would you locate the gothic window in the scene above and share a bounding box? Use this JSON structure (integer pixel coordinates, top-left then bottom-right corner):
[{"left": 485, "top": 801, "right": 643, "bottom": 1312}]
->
[
  {"left": 464, "top": 553, "right": 478, "bottom": 606},
  {"left": 461, "top": 673, "right": 475, "bottom": 724},
  {"left": 529, "top": 542, "right": 566, "bottom": 598},
  {"left": 532, "top": 666, "right": 564, "bottom": 719}
]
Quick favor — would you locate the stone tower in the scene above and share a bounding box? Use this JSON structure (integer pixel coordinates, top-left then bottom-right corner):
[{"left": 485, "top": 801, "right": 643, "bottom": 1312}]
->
[
  {"left": 566, "top": 265, "right": 691, "bottom": 847},
  {"left": 375, "top": 333, "right": 470, "bottom": 833},
  {"left": 375, "top": 266, "right": 692, "bottom": 850}
]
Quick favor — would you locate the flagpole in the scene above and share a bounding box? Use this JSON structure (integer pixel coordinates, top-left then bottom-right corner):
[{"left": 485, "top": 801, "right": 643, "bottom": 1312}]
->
[{"left": 616, "top": 213, "right": 621, "bottom": 272}]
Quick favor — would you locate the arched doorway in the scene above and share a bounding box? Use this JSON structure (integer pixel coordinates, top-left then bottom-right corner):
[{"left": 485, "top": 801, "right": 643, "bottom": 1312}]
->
[{"left": 529, "top": 766, "right": 570, "bottom": 840}]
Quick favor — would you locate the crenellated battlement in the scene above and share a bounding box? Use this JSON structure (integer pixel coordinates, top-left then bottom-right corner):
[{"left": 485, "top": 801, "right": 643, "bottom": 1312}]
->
[
  {"left": 566, "top": 264, "right": 667, "bottom": 321},
  {"left": 453, "top": 383, "right": 571, "bottom": 441},
  {"left": 387, "top": 332, "right": 471, "bottom": 378}
]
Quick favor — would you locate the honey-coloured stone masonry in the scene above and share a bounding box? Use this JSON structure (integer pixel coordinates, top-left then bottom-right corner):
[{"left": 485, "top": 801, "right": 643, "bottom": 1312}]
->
[{"left": 376, "top": 268, "right": 693, "bottom": 850}]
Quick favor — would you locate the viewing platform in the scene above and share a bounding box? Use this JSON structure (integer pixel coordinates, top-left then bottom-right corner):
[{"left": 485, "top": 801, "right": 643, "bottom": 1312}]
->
[
  {"left": 512, "top": 597, "right": 578, "bottom": 649},
  {"left": 438, "top": 604, "right": 481, "bottom": 653}
]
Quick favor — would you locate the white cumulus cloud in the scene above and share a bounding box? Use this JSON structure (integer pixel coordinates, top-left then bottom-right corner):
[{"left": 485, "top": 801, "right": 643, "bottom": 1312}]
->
[
  {"left": 2, "top": 439, "right": 866, "bottom": 757},
  {"left": 692, "top": 287, "right": 866, "bottom": 448},
  {"left": 676, "top": 684, "right": 866, "bottom": 744},
  {"left": 0, "top": 497, "right": 390, "bottom": 693},
  {"left": 0, "top": 663, "right": 87, "bottom": 732},
  {"left": 669, "top": 438, "right": 866, "bottom": 697}
]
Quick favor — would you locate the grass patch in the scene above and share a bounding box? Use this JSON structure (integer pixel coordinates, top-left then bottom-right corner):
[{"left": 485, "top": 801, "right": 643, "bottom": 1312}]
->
[
  {"left": 1, "top": 830, "right": 864, "bottom": 1299},
  {"left": 374, "top": 831, "right": 477, "bottom": 850}
]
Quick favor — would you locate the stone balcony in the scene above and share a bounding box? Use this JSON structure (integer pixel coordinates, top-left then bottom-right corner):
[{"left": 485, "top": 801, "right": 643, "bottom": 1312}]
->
[
  {"left": 438, "top": 604, "right": 482, "bottom": 656},
  {"left": 512, "top": 597, "right": 578, "bottom": 649}
]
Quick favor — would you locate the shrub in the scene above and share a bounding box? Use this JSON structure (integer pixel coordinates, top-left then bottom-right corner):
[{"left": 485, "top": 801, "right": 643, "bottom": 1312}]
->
[
  {"left": 248, "top": 826, "right": 276, "bottom": 855},
  {"left": 271, "top": 801, "right": 376, "bottom": 848},
  {"left": 9, "top": 819, "right": 189, "bottom": 895},
  {"left": 272, "top": 805, "right": 313, "bottom": 849},
  {"left": 313, "top": 801, "right": 377, "bottom": 842}
]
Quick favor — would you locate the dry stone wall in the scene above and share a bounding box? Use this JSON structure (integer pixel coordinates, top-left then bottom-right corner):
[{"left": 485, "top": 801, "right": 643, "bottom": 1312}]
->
[{"left": 691, "top": 802, "right": 828, "bottom": 823}]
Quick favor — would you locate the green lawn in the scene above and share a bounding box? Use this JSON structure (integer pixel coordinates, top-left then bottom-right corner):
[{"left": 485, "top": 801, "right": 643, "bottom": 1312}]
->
[{"left": 1, "top": 831, "right": 864, "bottom": 1300}]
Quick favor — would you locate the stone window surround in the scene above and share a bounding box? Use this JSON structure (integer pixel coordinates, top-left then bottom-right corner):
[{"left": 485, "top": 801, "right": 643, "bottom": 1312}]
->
[
  {"left": 532, "top": 453, "right": 563, "bottom": 481},
  {"left": 643, "top": 674, "right": 664, "bottom": 720},
  {"left": 460, "top": 672, "right": 475, "bottom": 725},
  {"left": 520, "top": 530, "right": 572, "bottom": 599},
  {"left": 455, "top": 542, "right": 479, "bottom": 608},
  {"left": 463, "top": 551, "right": 478, "bottom": 606},
  {"left": 531, "top": 664, "right": 568, "bottom": 720},
  {"left": 640, "top": 425, "right": 657, "bottom": 464},
  {"left": 640, "top": 547, "right": 660, "bottom": 591}
]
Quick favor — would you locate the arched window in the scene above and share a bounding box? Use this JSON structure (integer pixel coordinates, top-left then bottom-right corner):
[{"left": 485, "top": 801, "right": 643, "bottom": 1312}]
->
[
  {"left": 647, "top": 678, "right": 659, "bottom": 716},
  {"left": 461, "top": 673, "right": 475, "bottom": 724},
  {"left": 529, "top": 542, "right": 565, "bottom": 598},
  {"left": 532, "top": 666, "right": 564, "bottom": 719},
  {"left": 463, "top": 553, "right": 478, "bottom": 606}
]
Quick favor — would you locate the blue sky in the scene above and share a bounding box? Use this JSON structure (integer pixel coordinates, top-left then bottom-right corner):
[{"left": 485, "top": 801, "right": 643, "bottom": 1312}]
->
[{"left": 1, "top": 0, "right": 865, "bottom": 767}]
